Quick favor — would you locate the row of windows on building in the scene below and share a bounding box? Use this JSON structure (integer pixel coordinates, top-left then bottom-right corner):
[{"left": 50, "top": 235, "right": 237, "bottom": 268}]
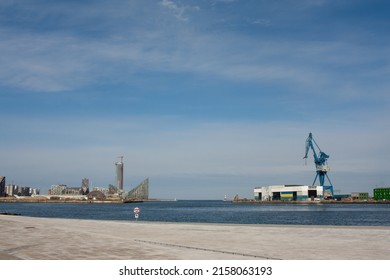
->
[
  {"left": 373, "top": 188, "right": 390, "bottom": 200},
  {"left": 48, "top": 184, "right": 119, "bottom": 197},
  {"left": 48, "top": 184, "right": 90, "bottom": 196},
  {"left": 1, "top": 176, "right": 41, "bottom": 197},
  {"left": 47, "top": 178, "right": 90, "bottom": 196},
  {"left": 0, "top": 177, "right": 120, "bottom": 198}
]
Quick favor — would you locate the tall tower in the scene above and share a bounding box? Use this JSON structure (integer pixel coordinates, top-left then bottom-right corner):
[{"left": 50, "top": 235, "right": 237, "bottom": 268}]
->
[
  {"left": 81, "top": 178, "right": 89, "bottom": 195},
  {"left": 115, "top": 156, "right": 124, "bottom": 191}
]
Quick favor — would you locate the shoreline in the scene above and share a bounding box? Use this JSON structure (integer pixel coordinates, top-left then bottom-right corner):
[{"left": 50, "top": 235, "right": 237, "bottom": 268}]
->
[
  {"left": 0, "top": 197, "right": 171, "bottom": 204},
  {"left": 1, "top": 197, "right": 389, "bottom": 204},
  {"left": 232, "top": 199, "right": 390, "bottom": 204},
  {"left": 1, "top": 215, "right": 390, "bottom": 260}
]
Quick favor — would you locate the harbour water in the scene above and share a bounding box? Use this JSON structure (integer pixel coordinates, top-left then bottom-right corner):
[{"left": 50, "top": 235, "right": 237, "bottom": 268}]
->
[{"left": 1, "top": 200, "right": 390, "bottom": 226}]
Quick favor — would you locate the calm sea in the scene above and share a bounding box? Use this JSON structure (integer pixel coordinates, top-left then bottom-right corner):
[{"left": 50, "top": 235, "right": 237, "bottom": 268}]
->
[{"left": 1, "top": 200, "right": 390, "bottom": 226}]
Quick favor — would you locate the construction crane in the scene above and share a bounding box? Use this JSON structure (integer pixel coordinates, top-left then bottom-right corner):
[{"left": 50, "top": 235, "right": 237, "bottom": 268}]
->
[{"left": 303, "top": 132, "right": 334, "bottom": 198}]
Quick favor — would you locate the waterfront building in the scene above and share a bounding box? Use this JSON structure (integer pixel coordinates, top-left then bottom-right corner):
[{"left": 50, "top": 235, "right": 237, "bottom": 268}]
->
[
  {"left": 373, "top": 187, "right": 390, "bottom": 200},
  {"left": 3, "top": 184, "right": 39, "bottom": 196},
  {"left": 123, "top": 178, "right": 149, "bottom": 200},
  {"left": 254, "top": 185, "right": 324, "bottom": 201},
  {"left": 108, "top": 184, "right": 118, "bottom": 195},
  {"left": 93, "top": 187, "right": 109, "bottom": 196},
  {"left": 18, "top": 186, "right": 30, "bottom": 196},
  {"left": 351, "top": 192, "right": 369, "bottom": 201},
  {"left": 0, "top": 176, "right": 5, "bottom": 197},
  {"left": 115, "top": 157, "right": 124, "bottom": 191},
  {"left": 81, "top": 178, "right": 89, "bottom": 195},
  {"left": 87, "top": 190, "right": 106, "bottom": 201},
  {"left": 49, "top": 184, "right": 67, "bottom": 195},
  {"left": 31, "top": 188, "right": 40, "bottom": 195},
  {"left": 63, "top": 187, "right": 82, "bottom": 196},
  {"left": 5, "top": 184, "right": 14, "bottom": 196},
  {"left": 333, "top": 194, "right": 351, "bottom": 201}
]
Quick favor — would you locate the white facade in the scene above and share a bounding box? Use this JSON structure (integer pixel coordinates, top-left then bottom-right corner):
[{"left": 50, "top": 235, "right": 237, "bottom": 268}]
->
[
  {"left": 254, "top": 185, "right": 324, "bottom": 201},
  {"left": 49, "top": 184, "right": 67, "bottom": 195},
  {"left": 115, "top": 161, "right": 124, "bottom": 191}
]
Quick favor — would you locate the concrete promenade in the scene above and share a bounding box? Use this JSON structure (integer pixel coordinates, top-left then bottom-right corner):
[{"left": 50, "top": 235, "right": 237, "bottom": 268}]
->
[{"left": 1, "top": 215, "right": 389, "bottom": 260}]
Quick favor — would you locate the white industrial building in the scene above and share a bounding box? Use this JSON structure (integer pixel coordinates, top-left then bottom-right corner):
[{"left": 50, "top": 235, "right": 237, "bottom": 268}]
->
[{"left": 254, "top": 185, "right": 324, "bottom": 201}]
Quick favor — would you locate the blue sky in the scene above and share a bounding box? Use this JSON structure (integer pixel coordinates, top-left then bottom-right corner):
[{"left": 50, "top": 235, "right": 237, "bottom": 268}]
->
[{"left": 1, "top": 0, "right": 389, "bottom": 199}]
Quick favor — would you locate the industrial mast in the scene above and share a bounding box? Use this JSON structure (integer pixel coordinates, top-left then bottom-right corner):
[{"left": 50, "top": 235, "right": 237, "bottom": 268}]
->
[{"left": 303, "top": 133, "right": 334, "bottom": 198}]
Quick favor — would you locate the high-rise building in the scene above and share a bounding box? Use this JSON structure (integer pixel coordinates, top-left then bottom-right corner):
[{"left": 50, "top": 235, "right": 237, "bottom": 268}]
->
[
  {"left": 115, "top": 157, "right": 124, "bottom": 191},
  {"left": 81, "top": 178, "right": 89, "bottom": 195},
  {"left": 0, "top": 176, "right": 5, "bottom": 197}
]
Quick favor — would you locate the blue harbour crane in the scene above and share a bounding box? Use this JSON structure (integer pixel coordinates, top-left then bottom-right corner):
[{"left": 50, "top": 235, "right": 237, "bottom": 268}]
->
[{"left": 303, "top": 133, "right": 334, "bottom": 198}]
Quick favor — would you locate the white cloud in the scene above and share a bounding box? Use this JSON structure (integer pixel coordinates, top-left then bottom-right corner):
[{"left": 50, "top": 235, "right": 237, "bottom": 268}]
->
[
  {"left": 1, "top": 25, "right": 385, "bottom": 104},
  {"left": 253, "top": 19, "right": 271, "bottom": 26},
  {"left": 0, "top": 30, "right": 93, "bottom": 91},
  {"left": 160, "top": 0, "right": 199, "bottom": 22}
]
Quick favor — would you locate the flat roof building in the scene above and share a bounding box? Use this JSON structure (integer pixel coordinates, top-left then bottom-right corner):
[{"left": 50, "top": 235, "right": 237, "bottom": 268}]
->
[
  {"left": 351, "top": 192, "right": 369, "bottom": 201},
  {"left": 49, "top": 184, "right": 67, "bottom": 196},
  {"left": 254, "top": 185, "right": 324, "bottom": 201},
  {"left": 373, "top": 187, "right": 390, "bottom": 201}
]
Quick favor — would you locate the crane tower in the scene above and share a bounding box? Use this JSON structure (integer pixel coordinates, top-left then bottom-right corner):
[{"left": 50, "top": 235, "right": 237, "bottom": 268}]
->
[{"left": 303, "top": 133, "right": 334, "bottom": 198}]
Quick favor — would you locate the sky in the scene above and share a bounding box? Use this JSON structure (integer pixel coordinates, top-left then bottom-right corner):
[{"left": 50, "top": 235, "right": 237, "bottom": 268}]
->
[{"left": 1, "top": 0, "right": 389, "bottom": 199}]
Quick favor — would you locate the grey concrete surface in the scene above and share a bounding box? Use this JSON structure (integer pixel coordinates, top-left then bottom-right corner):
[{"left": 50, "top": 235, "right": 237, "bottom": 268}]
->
[{"left": 1, "top": 215, "right": 389, "bottom": 260}]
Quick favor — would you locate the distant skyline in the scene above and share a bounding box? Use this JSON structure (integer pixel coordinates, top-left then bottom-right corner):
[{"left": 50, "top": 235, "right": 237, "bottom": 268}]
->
[{"left": 1, "top": 0, "right": 389, "bottom": 199}]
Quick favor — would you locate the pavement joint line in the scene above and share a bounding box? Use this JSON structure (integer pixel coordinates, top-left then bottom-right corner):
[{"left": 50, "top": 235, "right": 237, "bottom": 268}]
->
[
  {"left": 3, "top": 244, "right": 41, "bottom": 254},
  {"left": 134, "top": 239, "right": 282, "bottom": 260}
]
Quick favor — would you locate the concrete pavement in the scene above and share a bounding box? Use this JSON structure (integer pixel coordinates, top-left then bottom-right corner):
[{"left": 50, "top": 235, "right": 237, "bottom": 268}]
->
[{"left": 1, "top": 215, "right": 389, "bottom": 260}]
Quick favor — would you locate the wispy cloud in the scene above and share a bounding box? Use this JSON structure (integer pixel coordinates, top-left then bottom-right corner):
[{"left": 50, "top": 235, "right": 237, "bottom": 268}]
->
[
  {"left": 0, "top": 0, "right": 388, "bottom": 104},
  {"left": 160, "top": 0, "right": 199, "bottom": 22},
  {"left": 0, "top": 30, "right": 91, "bottom": 91},
  {"left": 252, "top": 19, "right": 271, "bottom": 26},
  {"left": 2, "top": 23, "right": 387, "bottom": 102}
]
